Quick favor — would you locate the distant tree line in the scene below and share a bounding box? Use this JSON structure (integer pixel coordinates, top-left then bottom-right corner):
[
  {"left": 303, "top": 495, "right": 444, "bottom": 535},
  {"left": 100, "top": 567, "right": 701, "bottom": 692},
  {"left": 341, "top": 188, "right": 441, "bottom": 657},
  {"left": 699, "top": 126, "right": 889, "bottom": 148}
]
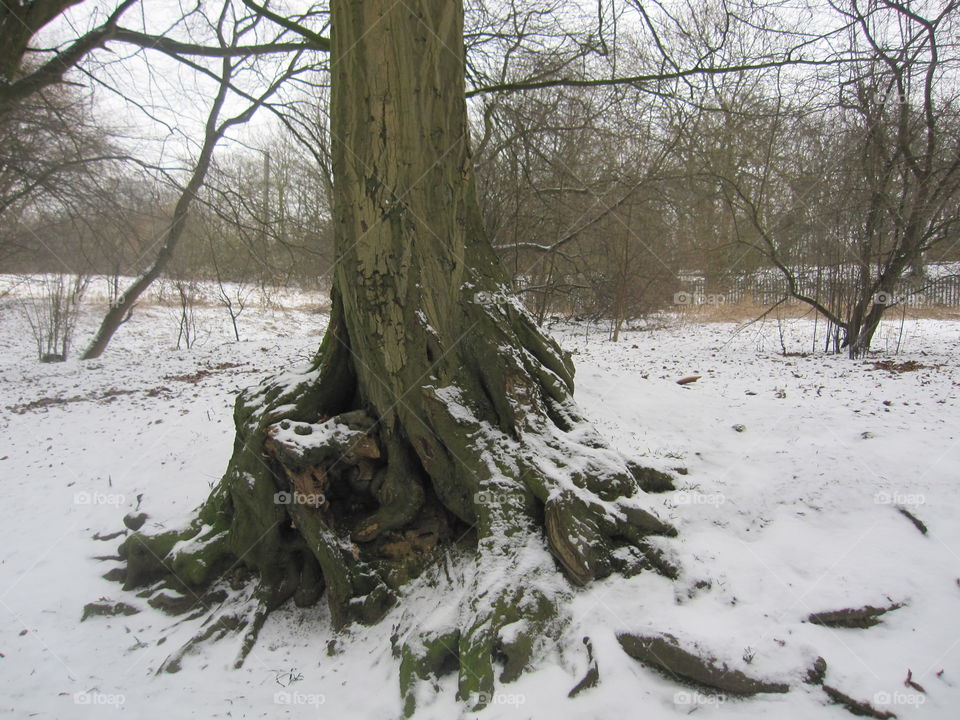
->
[{"left": 1, "top": 0, "right": 957, "bottom": 358}]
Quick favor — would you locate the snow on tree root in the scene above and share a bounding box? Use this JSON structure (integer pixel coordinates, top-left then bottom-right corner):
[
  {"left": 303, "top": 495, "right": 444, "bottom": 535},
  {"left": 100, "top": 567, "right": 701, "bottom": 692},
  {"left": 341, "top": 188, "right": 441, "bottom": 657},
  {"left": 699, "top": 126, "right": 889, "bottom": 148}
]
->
[
  {"left": 394, "top": 536, "right": 567, "bottom": 715},
  {"left": 106, "top": 144, "right": 679, "bottom": 708},
  {"left": 110, "top": 300, "right": 680, "bottom": 705}
]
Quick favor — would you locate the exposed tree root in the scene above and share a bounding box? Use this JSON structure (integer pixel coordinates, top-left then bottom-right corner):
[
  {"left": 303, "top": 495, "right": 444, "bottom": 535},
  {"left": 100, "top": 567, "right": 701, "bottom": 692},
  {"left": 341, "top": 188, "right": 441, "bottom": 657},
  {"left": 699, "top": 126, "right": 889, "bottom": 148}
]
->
[
  {"left": 822, "top": 684, "right": 897, "bottom": 719},
  {"left": 108, "top": 292, "right": 679, "bottom": 709},
  {"left": 568, "top": 637, "right": 599, "bottom": 698},
  {"left": 616, "top": 632, "right": 790, "bottom": 695},
  {"left": 392, "top": 534, "right": 568, "bottom": 714},
  {"left": 896, "top": 507, "right": 928, "bottom": 535},
  {"left": 81, "top": 601, "right": 139, "bottom": 621},
  {"left": 93, "top": 529, "right": 127, "bottom": 542},
  {"left": 804, "top": 654, "right": 898, "bottom": 719},
  {"left": 157, "top": 585, "right": 270, "bottom": 673},
  {"left": 807, "top": 603, "right": 903, "bottom": 629}
]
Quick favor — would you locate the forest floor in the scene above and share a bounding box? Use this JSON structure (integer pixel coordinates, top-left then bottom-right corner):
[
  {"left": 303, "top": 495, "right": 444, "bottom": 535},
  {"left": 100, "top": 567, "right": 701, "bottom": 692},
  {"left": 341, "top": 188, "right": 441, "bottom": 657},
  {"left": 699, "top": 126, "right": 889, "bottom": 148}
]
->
[{"left": 1, "top": 280, "right": 959, "bottom": 719}]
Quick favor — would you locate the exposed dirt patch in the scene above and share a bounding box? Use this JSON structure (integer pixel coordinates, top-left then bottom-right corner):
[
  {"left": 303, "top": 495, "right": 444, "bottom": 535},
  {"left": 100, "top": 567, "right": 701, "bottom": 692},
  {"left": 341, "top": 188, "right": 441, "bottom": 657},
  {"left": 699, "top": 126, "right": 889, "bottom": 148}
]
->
[
  {"left": 7, "top": 385, "right": 175, "bottom": 414},
  {"left": 7, "top": 363, "right": 247, "bottom": 414},
  {"left": 163, "top": 361, "right": 246, "bottom": 384},
  {"left": 869, "top": 359, "right": 932, "bottom": 374}
]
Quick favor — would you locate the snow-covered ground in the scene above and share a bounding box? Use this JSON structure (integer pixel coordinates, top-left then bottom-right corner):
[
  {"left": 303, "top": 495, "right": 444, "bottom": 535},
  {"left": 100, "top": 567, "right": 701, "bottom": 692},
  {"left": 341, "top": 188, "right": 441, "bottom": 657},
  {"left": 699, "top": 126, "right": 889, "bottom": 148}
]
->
[{"left": 1, "top": 292, "right": 958, "bottom": 719}]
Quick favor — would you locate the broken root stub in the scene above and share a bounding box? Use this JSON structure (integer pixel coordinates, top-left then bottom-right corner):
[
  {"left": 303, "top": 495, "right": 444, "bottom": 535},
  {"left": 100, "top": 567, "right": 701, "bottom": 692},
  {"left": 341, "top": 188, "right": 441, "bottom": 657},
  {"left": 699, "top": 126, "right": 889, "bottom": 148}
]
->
[
  {"left": 616, "top": 632, "right": 789, "bottom": 696},
  {"left": 805, "top": 656, "right": 828, "bottom": 685},
  {"left": 807, "top": 603, "right": 903, "bottom": 629},
  {"left": 123, "top": 512, "right": 148, "bottom": 531},
  {"left": 628, "top": 462, "right": 676, "bottom": 493},
  {"left": 568, "top": 636, "right": 600, "bottom": 698}
]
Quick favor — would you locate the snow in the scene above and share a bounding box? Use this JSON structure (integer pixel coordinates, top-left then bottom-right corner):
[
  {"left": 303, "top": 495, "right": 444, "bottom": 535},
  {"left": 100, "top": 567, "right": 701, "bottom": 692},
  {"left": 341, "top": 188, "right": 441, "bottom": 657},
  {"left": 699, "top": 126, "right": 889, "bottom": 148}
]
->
[
  {"left": 269, "top": 418, "right": 366, "bottom": 456},
  {"left": 428, "top": 384, "right": 478, "bottom": 426},
  {"left": 1, "top": 287, "right": 959, "bottom": 719}
]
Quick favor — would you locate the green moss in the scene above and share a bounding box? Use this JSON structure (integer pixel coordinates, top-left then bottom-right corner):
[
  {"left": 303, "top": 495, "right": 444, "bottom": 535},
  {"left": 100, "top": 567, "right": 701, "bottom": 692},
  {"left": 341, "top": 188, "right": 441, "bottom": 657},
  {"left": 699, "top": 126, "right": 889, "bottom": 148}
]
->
[
  {"left": 120, "top": 529, "right": 183, "bottom": 590},
  {"left": 400, "top": 629, "right": 461, "bottom": 717}
]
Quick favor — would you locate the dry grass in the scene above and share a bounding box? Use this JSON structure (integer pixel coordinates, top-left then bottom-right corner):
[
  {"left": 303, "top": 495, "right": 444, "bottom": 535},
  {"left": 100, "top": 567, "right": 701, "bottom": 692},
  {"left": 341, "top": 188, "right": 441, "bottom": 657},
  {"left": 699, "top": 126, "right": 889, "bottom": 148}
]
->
[
  {"left": 900, "top": 305, "right": 960, "bottom": 321},
  {"left": 673, "top": 300, "right": 816, "bottom": 323}
]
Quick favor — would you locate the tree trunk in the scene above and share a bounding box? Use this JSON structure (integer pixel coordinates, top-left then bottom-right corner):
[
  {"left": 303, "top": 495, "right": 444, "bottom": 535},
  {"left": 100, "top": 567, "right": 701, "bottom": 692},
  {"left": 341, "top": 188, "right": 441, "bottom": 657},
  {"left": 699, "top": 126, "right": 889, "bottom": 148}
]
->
[
  {"left": 117, "top": 0, "right": 676, "bottom": 712},
  {"left": 846, "top": 308, "right": 883, "bottom": 359}
]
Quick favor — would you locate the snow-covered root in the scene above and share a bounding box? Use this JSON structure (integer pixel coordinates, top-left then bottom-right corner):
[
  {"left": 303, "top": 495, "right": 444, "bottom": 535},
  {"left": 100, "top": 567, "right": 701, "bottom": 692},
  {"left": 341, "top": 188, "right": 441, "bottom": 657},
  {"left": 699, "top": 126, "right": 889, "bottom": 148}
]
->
[
  {"left": 395, "top": 531, "right": 568, "bottom": 715},
  {"left": 110, "top": 292, "right": 679, "bottom": 707},
  {"left": 393, "top": 426, "right": 677, "bottom": 716},
  {"left": 417, "top": 380, "right": 680, "bottom": 586},
  {"left": 454, "top": 477, "right": 563, "bottom": 709},
  {"left": 156, "top": 585, "right": 269, "bottom": 674}
]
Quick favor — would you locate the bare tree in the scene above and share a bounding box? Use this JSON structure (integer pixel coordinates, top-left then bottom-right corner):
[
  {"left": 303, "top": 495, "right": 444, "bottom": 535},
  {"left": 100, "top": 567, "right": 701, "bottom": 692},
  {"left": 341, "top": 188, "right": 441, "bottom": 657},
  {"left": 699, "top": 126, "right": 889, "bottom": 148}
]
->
[
  {"left": 81, "top": 2, "right": 315, "bottom": 358},
  {"left": 20, "top": 272, "right": 90, "bottom": 361},
  {"left": 703, "top": 0, "right": 960, "bottom": 357}
]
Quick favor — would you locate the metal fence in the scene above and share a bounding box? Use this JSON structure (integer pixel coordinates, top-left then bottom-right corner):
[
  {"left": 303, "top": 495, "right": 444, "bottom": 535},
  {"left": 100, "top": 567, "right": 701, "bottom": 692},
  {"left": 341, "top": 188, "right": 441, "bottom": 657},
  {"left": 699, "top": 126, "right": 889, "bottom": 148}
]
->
[{"left": 684, "top": 272, "right": 960, "bottom": 308}]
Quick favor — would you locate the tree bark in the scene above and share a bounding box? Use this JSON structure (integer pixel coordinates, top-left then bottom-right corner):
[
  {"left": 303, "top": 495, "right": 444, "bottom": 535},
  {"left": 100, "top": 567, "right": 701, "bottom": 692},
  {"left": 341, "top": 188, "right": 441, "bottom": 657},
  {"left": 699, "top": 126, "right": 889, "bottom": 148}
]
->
[{"left": 117, "top": 0, "right": 676, "bottom": 711}]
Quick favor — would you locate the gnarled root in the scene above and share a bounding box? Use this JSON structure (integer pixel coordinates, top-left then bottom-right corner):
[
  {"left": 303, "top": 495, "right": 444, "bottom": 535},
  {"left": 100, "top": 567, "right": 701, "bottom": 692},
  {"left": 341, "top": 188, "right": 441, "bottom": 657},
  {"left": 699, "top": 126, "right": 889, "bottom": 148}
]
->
[
  {"left": 395, "top": 531, "right": 564, "bottom": 716},
  {"left": 108, "top": 292, "right": 679, "bottom": 706},
  {"left": 158, "top": 585, "right": 270, "bottom": 673},
  {"left": 393, "top": 418, "right": 677, "bottom": 716}
]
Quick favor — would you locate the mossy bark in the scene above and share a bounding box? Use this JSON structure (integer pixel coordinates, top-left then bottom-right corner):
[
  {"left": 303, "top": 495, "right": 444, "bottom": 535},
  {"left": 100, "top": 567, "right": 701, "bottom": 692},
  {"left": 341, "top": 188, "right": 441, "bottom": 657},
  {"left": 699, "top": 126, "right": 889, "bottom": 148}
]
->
[{"left": 116, "top": 0, "right": 676, "bottom": 710}]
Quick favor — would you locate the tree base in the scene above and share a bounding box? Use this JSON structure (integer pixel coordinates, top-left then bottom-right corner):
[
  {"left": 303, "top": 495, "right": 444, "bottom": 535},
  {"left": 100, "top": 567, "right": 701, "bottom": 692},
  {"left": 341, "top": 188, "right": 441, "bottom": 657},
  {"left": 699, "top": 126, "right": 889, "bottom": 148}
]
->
[{"left": 112, "top": 295, "right": 679, "bottom": 712}]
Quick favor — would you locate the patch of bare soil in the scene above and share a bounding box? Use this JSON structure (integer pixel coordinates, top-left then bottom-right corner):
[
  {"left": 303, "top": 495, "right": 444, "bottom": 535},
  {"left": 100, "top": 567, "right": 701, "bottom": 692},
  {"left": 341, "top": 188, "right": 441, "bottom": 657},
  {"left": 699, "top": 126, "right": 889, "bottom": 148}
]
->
[
  {"left": 7, "top": 388, "right": 144, "bottom": 414},
  {"left": 869, "top": 359, "right": 933, "bottom": 374},
  {"left": 8, "top": 362, "right": 250, "bottom": 414},
  {"left": 163, "top": 361, "right": 245, "bottom": 384}
]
